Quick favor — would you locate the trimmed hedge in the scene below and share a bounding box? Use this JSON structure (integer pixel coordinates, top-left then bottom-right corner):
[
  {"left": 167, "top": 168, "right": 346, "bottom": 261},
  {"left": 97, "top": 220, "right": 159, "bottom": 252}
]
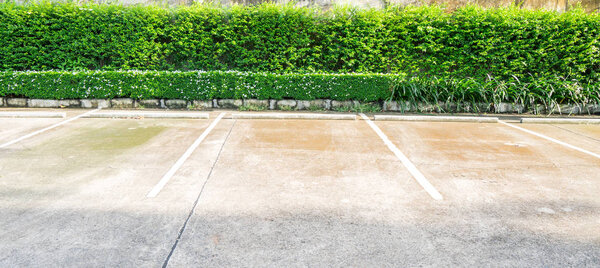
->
[
  {"left": 1, "top": 71, "right": 598, "bottom": 109},
  {"left": 0, "top": 71, "right": 400, "bottom": 101},
  {"left": 1, "top": 3, "right": 599, "bottom": 85}
]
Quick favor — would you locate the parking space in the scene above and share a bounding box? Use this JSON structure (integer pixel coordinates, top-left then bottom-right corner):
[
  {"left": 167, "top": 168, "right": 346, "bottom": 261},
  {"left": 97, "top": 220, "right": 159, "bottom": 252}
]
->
[
  {"left": 0, "top": 118, "right": 65, "bottom": 143},
  {"left": 0, "top": 115, "right": 228, "bottom": 266},
  {"left": 517, "top": 123, "right": 600, "bottom": 152},
  {"left": 0, "top": 109, "right": 599, "bottom": 266}
]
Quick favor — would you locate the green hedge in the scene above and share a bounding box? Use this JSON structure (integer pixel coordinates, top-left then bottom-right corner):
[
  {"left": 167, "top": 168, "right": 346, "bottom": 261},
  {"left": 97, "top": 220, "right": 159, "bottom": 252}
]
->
[
  {"left": 0, "top": 71, "right": 400, "bottom": 101},
  {"left": 2, "top": 71, "right": 598, "bottom": 108},
  {"left": 1, "top": 3, "right": 599, "bottom": 84}
]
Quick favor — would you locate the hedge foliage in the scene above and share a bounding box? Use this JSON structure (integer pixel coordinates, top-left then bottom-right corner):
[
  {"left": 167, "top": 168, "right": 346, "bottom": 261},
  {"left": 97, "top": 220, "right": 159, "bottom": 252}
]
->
[
  {"left": 2, "top": 71, "right": 598, "bottom": 108},
  {"left": 1, "top": 3, "right": 599, "bottom": 84},
  {"left": 0, "top": 71, "right": 399, "bottom": 101}
]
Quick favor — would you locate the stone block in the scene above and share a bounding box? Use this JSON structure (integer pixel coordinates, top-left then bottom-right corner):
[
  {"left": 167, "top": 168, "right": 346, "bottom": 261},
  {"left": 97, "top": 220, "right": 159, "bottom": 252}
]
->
[
  {"left": 217, "top": 99, "right": 243, "bottom": 109},
  {"left": 6, "top": 98, "right": 28, "bottom": 107},
  {"left": 81, "top": 99, "right": 110, "bottom": 109},
  {"left": 28, "top": 99, "right": 59, "bottom": 108},
  {"left": 297, "top": 99, "right": 328, "bottom": 110},
  {"left": 136, "top": 99, "right": 161, "bottom": 109},
  {"left": 331, "top": 100, "right": 359, "bottom": 110},
  {"left": 276, "top": 99, "right": 297, "bottom": 110},
  {"left": 324, "top": 99, "right": 332, "bottom": 110},
  {"left": 268, "top": 99, "right": 277, "bottom": 110},
  {"left": 58, "top": 100, "right": 81, "bottom": 108},
  {"left": 110, "top": 98, "right": 134, "bottom": 109},
  {"left": 243, "top": 99, "right": 269, "bottom": 108},
  {"left": 165, "top": 99, "right": 188, "bottom": 109},
  {"left": 190, "top": 100, "right": 213, "bottom": 110},
  {"left": 383, "top": 101, "right": 399, "bottom": 112}
]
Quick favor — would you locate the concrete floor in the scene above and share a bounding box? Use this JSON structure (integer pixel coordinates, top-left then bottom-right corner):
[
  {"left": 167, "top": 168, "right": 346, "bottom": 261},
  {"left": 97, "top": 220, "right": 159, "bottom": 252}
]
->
[{"left": 0, "top": 109, "right": 599, "bottom": 267}]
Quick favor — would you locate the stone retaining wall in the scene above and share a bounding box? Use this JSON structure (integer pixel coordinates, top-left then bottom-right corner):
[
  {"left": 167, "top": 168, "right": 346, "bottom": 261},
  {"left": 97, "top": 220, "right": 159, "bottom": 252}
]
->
[{"left": 1, "top": 97, "right": 599, "bottom": 115}]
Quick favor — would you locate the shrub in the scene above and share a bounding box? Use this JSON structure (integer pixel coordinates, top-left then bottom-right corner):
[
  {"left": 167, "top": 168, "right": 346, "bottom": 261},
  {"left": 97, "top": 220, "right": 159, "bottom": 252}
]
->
[
  {"left": 1, "top": 71, "right": 597, "bottom": 109},
  {"left": 0, "top": 70, "right": 401, "bottom": 101},
  {"left": 0, "top": 3, "right": 598, "bottom": 85}
]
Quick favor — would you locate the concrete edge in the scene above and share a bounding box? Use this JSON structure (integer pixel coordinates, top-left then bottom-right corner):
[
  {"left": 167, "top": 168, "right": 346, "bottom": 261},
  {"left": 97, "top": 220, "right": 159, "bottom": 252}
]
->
[
  {"left": 374, "top": 115, "right": 499, "bottom": 123},
  {"left": 83, "top": 112, "right": 209, "bottom": 119},
  {"left": 520, "top": 118, "right": 600, "bottom": 124},
  {"left": 232, "top": 113, "right": 356, "bottom": 120},
  {"left": 0, "top": 112, "right": 67, "bottom": 118}
]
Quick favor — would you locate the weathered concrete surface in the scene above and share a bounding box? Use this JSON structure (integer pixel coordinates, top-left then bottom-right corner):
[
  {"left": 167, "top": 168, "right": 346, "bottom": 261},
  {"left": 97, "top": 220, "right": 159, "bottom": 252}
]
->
[
  {"left": 0, "top": 109, "right": 90, "bottom": 143},
  {"left": 516, "top": 123, "right": 600, "bottom": 153},
  {"left": 166, "top": 119, "right": 600, "bottom": 266},
  {"left": 375, "top": 114, "right": 498, "bottom": 123},
  {"left": 83, "top": 111, "right": 209, "bottom": 119},
  {"left": 1, "top": 110, "right": 600, "bottom": 266},
  {"left": 0, "top": 111, "right": 66, "bottom": 118},
  {"left": 374, "top": 121, "right": 600, "bottom": 264},
  {"left": 0, "top": 118, "right": 63, "bottom": 143},
  {"left": 521, "top": 118, "right": 600, "bottom": 124},
  {"left": 167, "top": 119, "right": 427, "bottom": 266},
  {"left": 0, "top": 117, "right": 234, "bottom": 267}
]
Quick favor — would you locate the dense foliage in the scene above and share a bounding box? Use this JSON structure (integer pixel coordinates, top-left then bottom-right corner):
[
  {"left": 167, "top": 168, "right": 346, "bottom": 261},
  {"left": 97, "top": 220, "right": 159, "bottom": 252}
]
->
[
  {"left": 0, "top": 71, "right": 399, "bottom": 101},
  {"left": 1, "top": 3, "right": 599, "bottom": 84},
  {"left": 2, "top": 71, "right": 598, "bottom": 109},
  {"left": 1, "top": 3, "right": 599, "bottom": 106}
]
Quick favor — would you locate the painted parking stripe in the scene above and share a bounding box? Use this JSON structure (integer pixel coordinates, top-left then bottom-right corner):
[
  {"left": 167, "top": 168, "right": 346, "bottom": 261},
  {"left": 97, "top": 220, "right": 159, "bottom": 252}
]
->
[
  {"left": 499, "top": 121, "right": 600, "bottom": 159},
  {"left": 147, "top": 112, "right": 226, "bottom": 198},
  {"left": 360, "top": 113, "right": 443, "bottom": 200},
  {"left": 0, "top": 108, "right": 101, "bottom": 149}
]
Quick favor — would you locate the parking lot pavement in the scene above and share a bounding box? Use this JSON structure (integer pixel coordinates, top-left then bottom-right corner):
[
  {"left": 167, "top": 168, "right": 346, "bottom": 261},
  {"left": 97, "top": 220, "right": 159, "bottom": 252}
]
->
[
  {"left": 376, "top": 121, "right": 600, "bottom": 265},
  {"left": 0, "top": 116, "right": 231, "bottom": 266},
  {"left": 1, "top": 110, "right": 599, "bottom": 266},
  {"left": 0, "top": 118, "right": 65, "bottom": 143},
  {"left": 517, "top": 123, "right": 600, "bottom": 151},
  {"left": 167, "top": 119, "right": 433, "bottom": 267}
]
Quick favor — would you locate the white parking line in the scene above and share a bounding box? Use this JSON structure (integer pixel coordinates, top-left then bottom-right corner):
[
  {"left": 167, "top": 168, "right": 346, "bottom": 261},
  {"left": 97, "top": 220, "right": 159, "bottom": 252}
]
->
[
  {"left": 0, "top": 108, "right": 101, "bottom": 149},
  {"left": 359, "top": 113, "right": 443, "bottom": 200},
  {"left": 499, "top": 121, "right": 600, "bottom": 159},
  {"left": 147, "top": 112, "right": 226, "bottom": 198}
]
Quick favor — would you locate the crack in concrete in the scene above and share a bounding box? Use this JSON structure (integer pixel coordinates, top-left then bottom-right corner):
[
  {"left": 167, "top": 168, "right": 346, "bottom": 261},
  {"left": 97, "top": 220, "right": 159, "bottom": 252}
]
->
[
  {"left": 550, "top": 124, "right": 600, "bottom": 143},
  {"left": 161, "top": 119, "right": 237, "bottom": 268}
]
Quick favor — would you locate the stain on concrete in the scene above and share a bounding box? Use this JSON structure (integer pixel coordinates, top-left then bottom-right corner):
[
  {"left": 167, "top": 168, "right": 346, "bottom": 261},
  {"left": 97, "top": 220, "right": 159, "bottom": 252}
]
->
[{"left": 0, "top": 121, "right": 166, "bottom": 184}]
